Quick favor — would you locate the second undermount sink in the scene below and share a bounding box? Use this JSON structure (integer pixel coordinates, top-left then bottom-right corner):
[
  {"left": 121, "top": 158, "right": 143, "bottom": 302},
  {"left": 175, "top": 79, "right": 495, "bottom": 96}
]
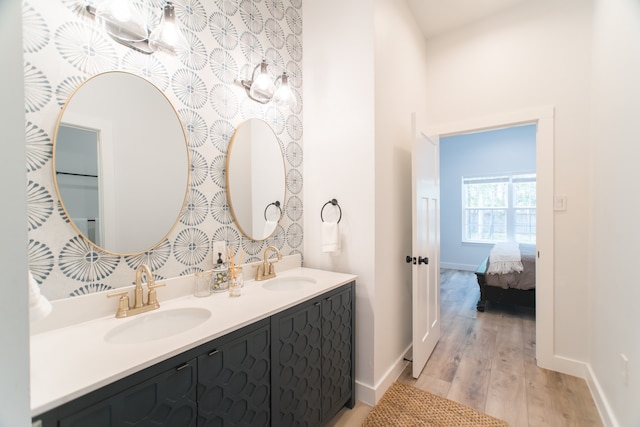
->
[
  {"left": 262, "top": 276, "right": 317, "bottom": 292},
  {"left": 104, "top": 307, "right": 211, "bottom": 345}
]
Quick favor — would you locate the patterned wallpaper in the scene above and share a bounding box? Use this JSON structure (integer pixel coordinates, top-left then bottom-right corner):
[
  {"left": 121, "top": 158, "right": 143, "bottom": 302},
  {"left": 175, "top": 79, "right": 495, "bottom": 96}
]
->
[{"left": 23, "top": 0, "right": 304, "bottom": 300}]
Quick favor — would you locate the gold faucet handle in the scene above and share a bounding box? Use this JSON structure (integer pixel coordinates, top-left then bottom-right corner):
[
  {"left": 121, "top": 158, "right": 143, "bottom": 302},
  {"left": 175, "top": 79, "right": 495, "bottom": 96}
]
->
[
  {"left": 268, "top": 261, "right": 278, "bottom": 274},
  {"left": 107, "top": 290, "right": 130, "bottom": 299},
  {"left": 107, "top": 291, "right": 130, "bottom": 318},
  {"left": 253, "top": 263, "right": 264, "bottom": 281},
  {"left": 146, "top": 282, "right": 165, "bottom": 307}
]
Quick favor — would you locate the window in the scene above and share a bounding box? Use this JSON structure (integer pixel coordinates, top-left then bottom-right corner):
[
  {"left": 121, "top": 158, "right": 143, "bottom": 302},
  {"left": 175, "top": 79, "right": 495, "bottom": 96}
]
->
[{"left": 462, "top": 173, "right": 536, "bottom": 243}]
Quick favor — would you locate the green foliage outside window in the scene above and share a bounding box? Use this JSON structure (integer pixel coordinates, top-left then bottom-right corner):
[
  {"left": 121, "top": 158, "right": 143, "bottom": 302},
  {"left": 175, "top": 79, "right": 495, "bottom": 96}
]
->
[{"left": 463, "top": 174, "right": 536, "bottom": 243}]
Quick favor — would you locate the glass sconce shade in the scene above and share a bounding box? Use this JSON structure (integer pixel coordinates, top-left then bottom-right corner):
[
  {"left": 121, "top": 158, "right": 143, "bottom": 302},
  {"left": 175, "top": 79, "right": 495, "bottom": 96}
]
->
[
  {"left": 95, "top": 0, "right": 148, "bottom": 42},
  {"left": 248, "top": 61, "right": 276, "bottom": 103},
  {"left": 273, "top": 73, "right": 297, "bottom": 109},
  {"left": 87, "top": 1, "right": 188, "bottom": 55},
  {"left": 149, "top": 2, "right": 188, "bottom": 54},
  {"left": 241, "top": 61, "right": 296, "bottom": 107}
]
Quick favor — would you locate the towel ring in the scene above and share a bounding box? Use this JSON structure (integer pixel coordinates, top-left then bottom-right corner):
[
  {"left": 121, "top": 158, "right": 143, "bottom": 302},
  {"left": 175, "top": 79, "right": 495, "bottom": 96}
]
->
[
  {"left": 320, "top": 199, "right": 342, "bottom": 223},
  {"left": 264, "top": 201, "right": 282, "bottom": 221}
]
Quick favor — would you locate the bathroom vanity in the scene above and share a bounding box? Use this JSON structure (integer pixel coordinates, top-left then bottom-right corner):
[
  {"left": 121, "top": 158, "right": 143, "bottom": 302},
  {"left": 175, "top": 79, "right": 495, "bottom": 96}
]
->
[{"left": 30, "top": 261, "right": 355, "bottom": 427}]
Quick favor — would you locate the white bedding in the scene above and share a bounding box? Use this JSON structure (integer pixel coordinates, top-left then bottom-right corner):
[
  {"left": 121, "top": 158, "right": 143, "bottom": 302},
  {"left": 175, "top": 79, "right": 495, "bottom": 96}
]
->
[{"left": 487, "top": 242, "right": 523, "bottom": 275}]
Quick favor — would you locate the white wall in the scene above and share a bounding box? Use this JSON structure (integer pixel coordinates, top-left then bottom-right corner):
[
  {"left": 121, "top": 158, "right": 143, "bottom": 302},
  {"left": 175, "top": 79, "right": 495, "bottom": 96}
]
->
[
  {"left": 0, "top": 0, "right": 31, "bottom": 425},
  {"left": 423, "top": 0, "right": 593, "bottom": 369},
  {"left": 372, "top": 0, "right": 430, "bottom": 398},
  {"left": 304, "top": 0, "right": 429, "bottom": 404},
  {"left": 589, "top": 0, "right": 640, "bottom": 425},
  {"left": 303, "top": 0, "right": 377, "bottom": 396}
]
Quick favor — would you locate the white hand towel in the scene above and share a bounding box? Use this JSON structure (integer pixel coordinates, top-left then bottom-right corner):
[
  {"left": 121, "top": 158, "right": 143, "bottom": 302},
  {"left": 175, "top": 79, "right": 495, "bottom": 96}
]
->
[
  {"left": 28, "top": 271, "right": 52, "bottom": 322},
  {"left": 322, "top": 221, "right": 340, "bottom": 253}
]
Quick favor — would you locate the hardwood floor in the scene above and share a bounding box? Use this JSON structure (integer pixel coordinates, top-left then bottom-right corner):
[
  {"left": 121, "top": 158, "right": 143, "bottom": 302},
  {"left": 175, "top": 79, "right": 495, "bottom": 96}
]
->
[{"left": 327, "top": 269, "right": 602, "bottom": 427}]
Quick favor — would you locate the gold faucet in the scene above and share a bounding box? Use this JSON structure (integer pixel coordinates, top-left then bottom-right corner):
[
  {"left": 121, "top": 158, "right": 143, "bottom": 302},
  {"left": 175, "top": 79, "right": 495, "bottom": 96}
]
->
[
  {"left": 108, "top": 264, "right": 166, "bottom": 318},
  {"left": 255, "top": 245, "right": 282, "bottom": 281}
]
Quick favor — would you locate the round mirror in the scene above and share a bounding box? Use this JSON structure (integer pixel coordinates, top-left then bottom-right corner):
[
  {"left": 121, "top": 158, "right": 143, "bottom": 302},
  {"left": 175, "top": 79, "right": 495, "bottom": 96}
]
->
[
  {"left": 226, "top": 119, "right": 285, "bottom": 240},
  {"left": 53, "top": 72, "right": 189, "bottom": 255}
]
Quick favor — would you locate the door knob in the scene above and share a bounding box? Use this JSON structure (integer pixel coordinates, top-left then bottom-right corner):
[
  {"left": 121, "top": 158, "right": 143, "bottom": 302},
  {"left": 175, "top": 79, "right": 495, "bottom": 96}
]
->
[
  {"left": 418, "top": 256, "right": 429, "bottom": 265},
  {"left": 405, "top": 256, "right": 416, "bottom": 265}
]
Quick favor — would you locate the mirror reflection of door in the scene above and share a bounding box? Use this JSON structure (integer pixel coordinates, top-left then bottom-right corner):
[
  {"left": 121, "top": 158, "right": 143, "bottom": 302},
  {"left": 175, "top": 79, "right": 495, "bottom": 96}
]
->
[{"left": 55, "top": 124, "right": 103, "bottom": 246}]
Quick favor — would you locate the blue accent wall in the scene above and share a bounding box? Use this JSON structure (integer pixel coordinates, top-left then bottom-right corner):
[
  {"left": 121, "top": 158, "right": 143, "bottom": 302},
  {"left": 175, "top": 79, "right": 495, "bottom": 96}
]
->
[{"left": 440, "top": 124, "right": 536, "bottom": 270}]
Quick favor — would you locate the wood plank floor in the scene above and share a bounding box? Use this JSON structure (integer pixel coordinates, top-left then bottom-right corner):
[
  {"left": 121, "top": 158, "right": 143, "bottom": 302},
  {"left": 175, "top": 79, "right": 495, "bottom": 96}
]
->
[{"left": 327, "top": 269, "right": 602, "bottom": 427}]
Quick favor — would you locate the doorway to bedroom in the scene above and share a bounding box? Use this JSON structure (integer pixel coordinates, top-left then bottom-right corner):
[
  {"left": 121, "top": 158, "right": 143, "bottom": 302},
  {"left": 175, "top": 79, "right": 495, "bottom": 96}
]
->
[
  {"left": 431, "top": 106, "right": 555, "bottom": 370},
  {"left": 439, "top": 124, "right": 536, "bottom": 271}
]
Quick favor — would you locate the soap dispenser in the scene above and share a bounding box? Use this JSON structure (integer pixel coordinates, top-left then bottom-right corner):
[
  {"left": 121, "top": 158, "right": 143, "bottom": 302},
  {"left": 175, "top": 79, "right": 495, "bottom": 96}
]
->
[{"left": 211, "top": 252, "right": 228, "bottom": 292}]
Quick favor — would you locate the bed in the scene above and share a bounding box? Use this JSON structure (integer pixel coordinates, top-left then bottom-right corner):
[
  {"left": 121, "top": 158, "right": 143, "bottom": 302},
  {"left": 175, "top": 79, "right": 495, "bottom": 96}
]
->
[{"left": 474, "top": 243, "right": 536, "bottom": 312}]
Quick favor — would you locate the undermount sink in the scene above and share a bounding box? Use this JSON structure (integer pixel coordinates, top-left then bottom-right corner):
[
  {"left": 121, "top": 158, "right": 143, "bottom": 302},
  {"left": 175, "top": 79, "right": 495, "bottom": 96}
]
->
[
  {"left": 104, "top": 307, "right": 211, "bottom": 345},
  {"left": 262, "top": 276, "right": 317, "bottom": 292}
]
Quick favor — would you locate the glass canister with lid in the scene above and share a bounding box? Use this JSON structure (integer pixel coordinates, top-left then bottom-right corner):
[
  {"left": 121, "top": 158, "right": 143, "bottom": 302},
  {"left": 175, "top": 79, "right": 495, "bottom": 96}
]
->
[{"left": 211, "top": 252, "right": 228, "bottom": 292}]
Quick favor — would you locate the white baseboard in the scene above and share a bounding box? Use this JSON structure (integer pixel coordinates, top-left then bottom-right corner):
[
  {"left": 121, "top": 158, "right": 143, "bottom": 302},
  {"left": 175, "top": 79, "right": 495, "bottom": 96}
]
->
[
  {"left": 585, "top": 364, "right": 620, "bottom": 427},
  {"left": 355, "top": 381, "right": 375, "bottom": 407},
  {"left": 440, "top": 262, "right": 477, "bottom": 271},
  {"left": 540, "top": 355, "right": 616, "bottom": 427},
  {"left": 540, "top": 354, "right": 588, "bottom": 378},
  {"left": 355, "top": 345, "right": 411, "bottom": 407}
]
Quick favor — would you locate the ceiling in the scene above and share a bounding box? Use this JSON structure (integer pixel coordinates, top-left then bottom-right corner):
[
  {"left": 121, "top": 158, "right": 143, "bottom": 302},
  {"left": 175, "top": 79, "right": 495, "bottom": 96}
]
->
[{"left": 406, "top": 0, "right": 529, "bottom": 39}]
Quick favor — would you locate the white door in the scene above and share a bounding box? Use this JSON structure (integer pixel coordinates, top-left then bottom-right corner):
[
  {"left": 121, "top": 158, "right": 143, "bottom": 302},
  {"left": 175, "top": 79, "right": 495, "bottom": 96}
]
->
[{"left": 410, "top": 114, "right": 441, "bottom": 378}]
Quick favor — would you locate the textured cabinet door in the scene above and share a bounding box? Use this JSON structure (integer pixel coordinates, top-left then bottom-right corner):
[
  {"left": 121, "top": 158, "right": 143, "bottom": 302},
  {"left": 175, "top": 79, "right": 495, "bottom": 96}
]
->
[
  {"left": 271, "top": 282, "right": 354, "bottom": 427},
  {"left": 59, "top": 358, "right": 198, "bottom": 427},
  {"left": 271, "top": 298, "right": 323, "bottom": 427},
  {"left": 197, "top": 321, "right": 271, "bottom": 427},
  {"left": 321, "top": 285, "right": 355, "bottom": 421}
]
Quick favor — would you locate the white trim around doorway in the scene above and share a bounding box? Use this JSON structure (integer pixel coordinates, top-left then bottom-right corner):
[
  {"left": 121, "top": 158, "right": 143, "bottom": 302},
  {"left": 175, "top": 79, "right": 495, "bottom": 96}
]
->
[{"left": 426, "top": 106, "right": 582, "bottom": 377}]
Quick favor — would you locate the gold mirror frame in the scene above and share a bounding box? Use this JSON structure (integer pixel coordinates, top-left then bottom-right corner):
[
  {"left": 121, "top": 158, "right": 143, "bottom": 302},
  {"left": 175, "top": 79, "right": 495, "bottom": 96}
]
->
[
  {"left": 226, "top": 119, "right": 286, "bottom": 240},
  {"left": 52, "top": 71, "right": 190, "bottom": 256}
]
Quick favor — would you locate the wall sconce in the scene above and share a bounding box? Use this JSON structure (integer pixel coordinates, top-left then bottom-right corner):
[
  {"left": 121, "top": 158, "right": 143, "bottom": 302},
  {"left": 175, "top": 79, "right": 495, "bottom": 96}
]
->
[
  {"left": 86, "top": 1, "right": 187, "bottom": 55},
  {"left": 241, "top": 60, "right": 297, "bottom": 109}
]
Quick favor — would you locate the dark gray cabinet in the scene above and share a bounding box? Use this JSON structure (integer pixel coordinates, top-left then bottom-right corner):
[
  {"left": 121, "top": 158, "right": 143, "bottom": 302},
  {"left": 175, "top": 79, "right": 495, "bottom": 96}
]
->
[
  {"left": 59, "top": 358, "right": 198, "bottom": 427},
  {"left": 35, "top": 320, "right": 270, "bottom": 427},
  {"left": 320, "top": 285, "right": 355, "bottom": 421},
  {"left": 271, "top": 282, "right": 355, "bottom": 427},
  {"left": 197, "top": 322, "right": 271, "bottom": 426},
  {"left": 59, "top": 360, "right": 196, "bottom": 427},
  {"left": 33, "top": 282, "right": 354, "bottom": 427},
  {"left": 271, "top": 294, "right": 323, "bottom": 426}
]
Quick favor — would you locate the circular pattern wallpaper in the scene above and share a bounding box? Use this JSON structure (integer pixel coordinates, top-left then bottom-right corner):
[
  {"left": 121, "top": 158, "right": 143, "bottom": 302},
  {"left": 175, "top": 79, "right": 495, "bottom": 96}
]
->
[{"left": 23, "top": 0, "right": 304, "bottom": 299}]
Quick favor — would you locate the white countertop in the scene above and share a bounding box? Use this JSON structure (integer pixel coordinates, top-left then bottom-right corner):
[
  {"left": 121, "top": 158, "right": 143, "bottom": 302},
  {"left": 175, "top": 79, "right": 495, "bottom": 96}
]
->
[{"left": 30, "top": 258, "right": 356, "bottom": 416}]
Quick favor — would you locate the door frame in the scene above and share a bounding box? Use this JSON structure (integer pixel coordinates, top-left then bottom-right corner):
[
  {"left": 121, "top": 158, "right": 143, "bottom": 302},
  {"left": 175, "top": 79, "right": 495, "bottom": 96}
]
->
[{"left": 430, "top": 106, "right": 555, "bottom": 370}]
